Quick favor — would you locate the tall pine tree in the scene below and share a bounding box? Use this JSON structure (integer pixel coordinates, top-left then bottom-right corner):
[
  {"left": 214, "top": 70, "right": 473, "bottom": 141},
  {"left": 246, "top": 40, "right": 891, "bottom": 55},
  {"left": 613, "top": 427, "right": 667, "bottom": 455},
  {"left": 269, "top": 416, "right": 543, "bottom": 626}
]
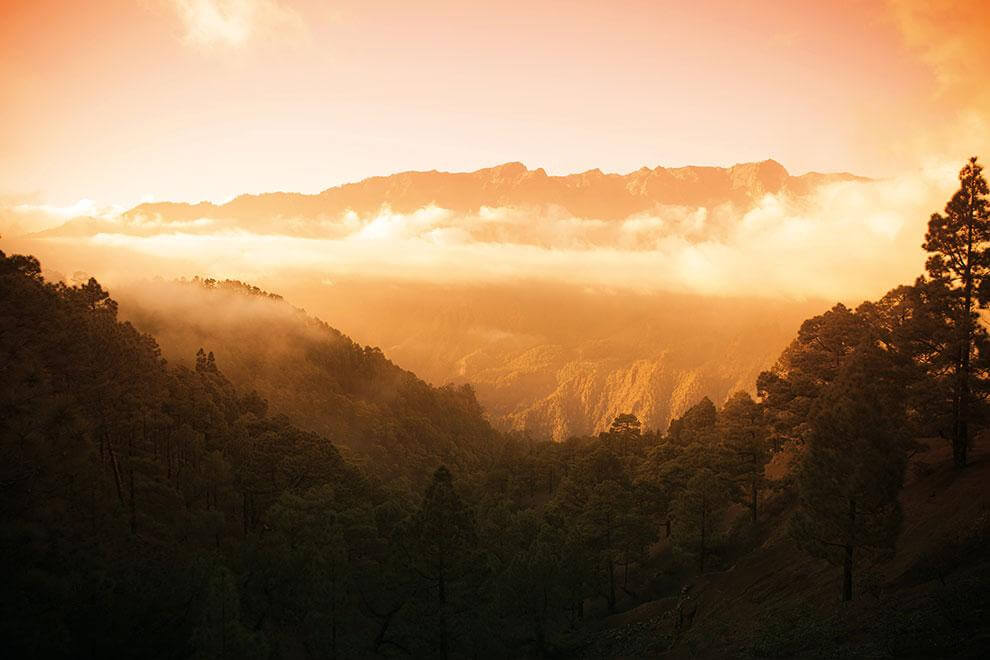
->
[
  {"left": 921, "top": 156, "right": 990, "bottom": 468},
  {"left": 718, "top": 391, "right": 769, "bottom": 523},
  {"left": 791, "top": 344, "right": 908, "bottom": 601}
]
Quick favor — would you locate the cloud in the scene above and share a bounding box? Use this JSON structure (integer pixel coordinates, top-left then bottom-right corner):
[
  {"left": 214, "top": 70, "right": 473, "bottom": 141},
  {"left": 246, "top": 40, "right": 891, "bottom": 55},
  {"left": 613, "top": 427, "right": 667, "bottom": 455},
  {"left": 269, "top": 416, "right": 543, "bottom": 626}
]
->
[
  {"left": 883, "top": 0, "right": 990, "bottom": 165},
  {"left": 5, "top": 163, "right": 965, "bottom": 304},
  {"left": 888, "top": 0, "right": 988, "bottom": 99},
  {"left": 0, "top": 198, "right": 125, "bottom": 237},
  {"left": 169, "top": 0, "right": 305, "bottom": 47},
  {"left": 14, "top": 199, "right": 121, "bottom": 220},
  {"left": 355, "top": 205, "right": 453, "bottom": 241}
]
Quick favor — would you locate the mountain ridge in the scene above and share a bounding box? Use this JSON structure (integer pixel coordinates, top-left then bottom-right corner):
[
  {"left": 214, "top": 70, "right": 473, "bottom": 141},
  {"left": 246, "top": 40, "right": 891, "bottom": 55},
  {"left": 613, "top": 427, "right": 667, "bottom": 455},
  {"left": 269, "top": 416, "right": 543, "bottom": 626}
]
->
[{"left": 124, "top": 159, "right": 867, "bottom": 224}]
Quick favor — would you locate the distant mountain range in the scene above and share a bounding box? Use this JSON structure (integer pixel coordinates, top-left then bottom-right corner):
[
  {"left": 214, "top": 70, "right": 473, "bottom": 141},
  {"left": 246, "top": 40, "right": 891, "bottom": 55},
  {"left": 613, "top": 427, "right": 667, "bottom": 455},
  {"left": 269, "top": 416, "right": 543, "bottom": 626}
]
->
[{"left": 121, "top": 159, "right": 863, "bottom": 225}]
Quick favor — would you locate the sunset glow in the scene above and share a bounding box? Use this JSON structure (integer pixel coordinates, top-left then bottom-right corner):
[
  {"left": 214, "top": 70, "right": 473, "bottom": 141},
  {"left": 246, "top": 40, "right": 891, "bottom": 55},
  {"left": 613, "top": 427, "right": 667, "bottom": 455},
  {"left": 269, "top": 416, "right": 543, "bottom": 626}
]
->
[
  {"left": 4, "top": 3, "right": 990, "bottom": 652},
  {"left": 1, "top": 0, "right": 986, "bottom": 208}
]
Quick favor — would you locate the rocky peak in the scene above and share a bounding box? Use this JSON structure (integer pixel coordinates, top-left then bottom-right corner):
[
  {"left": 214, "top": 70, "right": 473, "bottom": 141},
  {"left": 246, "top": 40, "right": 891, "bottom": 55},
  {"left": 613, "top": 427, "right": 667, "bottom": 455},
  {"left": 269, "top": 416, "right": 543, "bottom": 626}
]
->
[{"left": 728, "top": 159, "right": 790, "bottom": 195}]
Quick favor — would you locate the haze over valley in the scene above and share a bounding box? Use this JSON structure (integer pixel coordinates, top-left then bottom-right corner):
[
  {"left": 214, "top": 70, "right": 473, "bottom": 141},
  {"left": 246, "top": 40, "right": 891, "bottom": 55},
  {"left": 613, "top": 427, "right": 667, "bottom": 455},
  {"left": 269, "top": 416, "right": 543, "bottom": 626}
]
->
[{"left": 5, "top": 159, "right": 934, "bottom": 439}]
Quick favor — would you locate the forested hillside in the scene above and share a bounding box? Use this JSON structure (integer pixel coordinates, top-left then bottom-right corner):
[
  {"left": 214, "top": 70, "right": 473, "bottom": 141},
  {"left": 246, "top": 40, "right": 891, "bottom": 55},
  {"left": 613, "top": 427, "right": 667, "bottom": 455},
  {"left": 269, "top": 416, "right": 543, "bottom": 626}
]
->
[
  {"left": 114, "top": 278, "right": 822, "bottom": 443},
  {"left": 0, "top": 250, "right": 378, "bottom": 655},
  {"left": 112, "top": 278, "right": 496, "bottom": 485},
  {"left": 1, "top": 158, "right": 989, "bottom": 657}
]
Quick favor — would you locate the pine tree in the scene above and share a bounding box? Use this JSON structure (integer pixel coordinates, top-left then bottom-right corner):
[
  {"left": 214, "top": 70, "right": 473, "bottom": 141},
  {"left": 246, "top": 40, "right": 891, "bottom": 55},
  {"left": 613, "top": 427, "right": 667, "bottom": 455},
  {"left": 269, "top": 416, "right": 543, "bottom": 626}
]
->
[
  {"left": 190, "top": 562, "right": 264, "bottom": 659},
  {"left": 671, "top": 467, "right": 731, "bottom": 573},
  {"left": 667, "top": 397, "right": 717, "bottom": 446},
  {"left": 921, "top": 156, "right": 990, "bottom": 468},
  {"left": 791, "top": 344, "right": 908, "bottom": 601},
  {"left": 757, "top": 303, "right": 869, "bottom": 450},
  {"left": 718, "top": 391, "right": 769, "bottom": 523},
  {"left": 407, "top": 466, "right": 480, "bottom": 659},
  {"left": 608, "top": 413, "right": 641, "bottom": 455}
]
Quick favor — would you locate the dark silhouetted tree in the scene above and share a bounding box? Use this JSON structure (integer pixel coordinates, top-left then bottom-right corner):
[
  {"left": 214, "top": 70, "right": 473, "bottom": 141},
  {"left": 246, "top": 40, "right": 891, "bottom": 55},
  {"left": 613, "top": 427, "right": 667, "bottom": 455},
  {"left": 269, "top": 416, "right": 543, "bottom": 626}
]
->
[
  {"left": 921, "top": 156, "right": 990, "bottom": 468},
  {"left": 757, "top": 303, "right": 869, "bottom": 451},
  {"left": 672, "top": 467, "right": 731, "bottom": 573},
  {"left": 609, "top": 413, "right": 641, "bottom": 454},
  {"left": 407, "top": 466, "right": 480, "bottom": 659},
  {"left": 791, "top": 344, "right": 908, "bottom": 601},
  {"left": 668, "top": 397, "right": 717, "bottom": 446},
  {"left": 719, "top": 391, "right": 769, "bottom": 523}
]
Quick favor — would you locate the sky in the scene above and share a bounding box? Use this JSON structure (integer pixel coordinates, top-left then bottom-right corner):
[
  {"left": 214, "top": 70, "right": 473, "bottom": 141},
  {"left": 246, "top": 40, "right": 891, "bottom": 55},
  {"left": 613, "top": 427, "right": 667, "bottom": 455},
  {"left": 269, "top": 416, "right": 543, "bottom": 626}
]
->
[{"left": 2, "top": 0, "right": 986, "bottom": 208}]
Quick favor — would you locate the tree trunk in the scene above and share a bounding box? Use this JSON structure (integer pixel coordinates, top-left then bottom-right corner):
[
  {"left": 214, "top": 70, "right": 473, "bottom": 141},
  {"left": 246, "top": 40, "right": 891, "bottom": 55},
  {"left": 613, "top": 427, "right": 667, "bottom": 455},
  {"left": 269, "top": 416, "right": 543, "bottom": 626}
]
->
[
  {"left": 330, "top": 564, "right": 338, "bottom": 659},
  {"left": 751, "top": 479, "right": 758, "bottom": 523},
  {"left": 842, "top": 544, "right": 853, "bottom": 602},
  {"left": 536, "top": 584, "right": 548, "bottom": 653},
  {"left": 699, "top": 503, "right": 707, "bottom": 574},
  {"left": 608, "top": 557, "right": 616, "bottom": 612},
  {"left": 956, "top": 310, "right": 972, "bottom": 468},
  {"left": 220, "top": 576, "right": 227, "bottom": 657},
  {"left": 843, "top": 497, "right": 856, "bottom": 601},
  {"left": 438, "top": 562, "right": 446, "bottom": 605},
  {"left": 242, "top": 492, "right": 249, "bottom": 536},
  {"left": 108, "top": 446, "right": 125, "bottom": 507},
  {"left": 438, "top": 557, "right": 448, "bottom": 660},
  {"left": 128, "top": 466, "right": 136, "bottom": 534},
  {"left": 957, "top": 202, "right": 975, "bottom": 469}
]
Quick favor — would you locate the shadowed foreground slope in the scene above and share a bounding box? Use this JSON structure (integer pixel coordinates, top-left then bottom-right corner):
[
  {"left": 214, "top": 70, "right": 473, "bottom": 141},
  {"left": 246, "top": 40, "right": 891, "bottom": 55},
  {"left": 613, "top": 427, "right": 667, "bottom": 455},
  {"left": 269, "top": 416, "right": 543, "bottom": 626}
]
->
[{"left": 581, "top": 442, "right": 989, "bottom": 658}]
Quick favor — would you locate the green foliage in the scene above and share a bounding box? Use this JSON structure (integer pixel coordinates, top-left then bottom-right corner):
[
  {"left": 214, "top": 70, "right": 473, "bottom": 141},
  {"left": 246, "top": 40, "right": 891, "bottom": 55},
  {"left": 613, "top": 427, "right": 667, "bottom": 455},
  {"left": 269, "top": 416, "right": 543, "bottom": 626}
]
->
[
  {"left": 121, "top": 278, "right": 499, "bottom": 486},
  {"left": 671, "top": 467, "right": 731, "bottom": 573},
  {"left": 667, "top": 397, "right": 717, "bottom": 446},
  {"left": 757, "top": 303, "right": 869, "bottom": 451},
  {"left": 920, "top": 157, "right": 990, "bottom": 468},
  {"left": 190, "top": 562, "right": 266, "bottom": 659},
  {"left": 791, "top": 344, "right": 909, "bottom": 601},
  {"left": 719, "top": 391, "right": 769, "bottom": 523}
]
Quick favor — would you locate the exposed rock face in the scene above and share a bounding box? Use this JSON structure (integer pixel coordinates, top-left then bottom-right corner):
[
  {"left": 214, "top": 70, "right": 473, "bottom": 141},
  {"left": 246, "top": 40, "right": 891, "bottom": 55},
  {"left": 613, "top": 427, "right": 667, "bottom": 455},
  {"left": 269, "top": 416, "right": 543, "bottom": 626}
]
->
[{"left": 279, "top": 280, "right": 826, "bottom": 441}]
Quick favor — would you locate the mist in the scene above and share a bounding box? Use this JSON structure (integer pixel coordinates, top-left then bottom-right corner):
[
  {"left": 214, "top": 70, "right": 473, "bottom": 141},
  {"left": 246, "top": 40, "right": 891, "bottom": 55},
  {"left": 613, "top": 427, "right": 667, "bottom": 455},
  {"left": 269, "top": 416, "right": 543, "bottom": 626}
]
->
[{"left": 1, "top": 163, "right": 961, "bottom": 305}]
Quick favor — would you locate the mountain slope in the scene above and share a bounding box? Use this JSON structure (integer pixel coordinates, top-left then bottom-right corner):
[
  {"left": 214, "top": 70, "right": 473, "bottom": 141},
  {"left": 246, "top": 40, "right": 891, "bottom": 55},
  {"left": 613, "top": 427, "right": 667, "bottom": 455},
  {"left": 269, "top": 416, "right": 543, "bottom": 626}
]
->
[
  {"left": 581, "top": 442, "right": 990, "bottom": 657},
  {"left": 113, "top": 278, "right": 497, "bottom": 483},
  {"left": 276, "top": 280, "right": 826, "bottom": 439},
  {"left": 20, "top": 159, "right": 859, "bottom": 442}
]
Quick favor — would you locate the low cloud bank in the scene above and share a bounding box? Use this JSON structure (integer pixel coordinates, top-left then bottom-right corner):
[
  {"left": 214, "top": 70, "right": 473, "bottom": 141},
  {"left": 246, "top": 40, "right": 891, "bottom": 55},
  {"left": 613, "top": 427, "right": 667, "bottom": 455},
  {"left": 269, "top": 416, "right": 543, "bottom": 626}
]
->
[{"left": 1, "top": 162, "right": 963, "bottom": 303}]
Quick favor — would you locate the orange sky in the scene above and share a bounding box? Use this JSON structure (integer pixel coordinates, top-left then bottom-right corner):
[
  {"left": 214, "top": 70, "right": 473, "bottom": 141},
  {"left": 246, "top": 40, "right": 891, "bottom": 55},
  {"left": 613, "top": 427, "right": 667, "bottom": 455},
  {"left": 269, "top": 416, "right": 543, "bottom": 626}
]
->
[{"left": 1, "top": 0, "right": 986, "bottom": 207}]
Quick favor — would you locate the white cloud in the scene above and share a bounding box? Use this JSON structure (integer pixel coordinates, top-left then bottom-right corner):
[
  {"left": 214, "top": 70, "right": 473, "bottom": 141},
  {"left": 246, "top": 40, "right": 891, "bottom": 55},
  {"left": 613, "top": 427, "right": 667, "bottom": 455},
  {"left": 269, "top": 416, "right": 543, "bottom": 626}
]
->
[
  {"left": 13, "top": 198, "right": 122, "bottom": 220},
  {"left": 1, "top": 198, "right": 124, "bottom": 237},
  {"left": 355, "top": 204, "right": 452, "bottom": 241},
  {"left": 170, "top": 0, "right": 305, "bottom": 47},
  {"left": 8, "top": 163, "right": 967, "bottom": 303}
]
